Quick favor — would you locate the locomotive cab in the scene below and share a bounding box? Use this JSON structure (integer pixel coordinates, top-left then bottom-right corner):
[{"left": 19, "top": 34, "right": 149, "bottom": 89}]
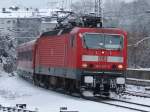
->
[{"left": 75, "top": 28, "right": 127, "bottom": 96}]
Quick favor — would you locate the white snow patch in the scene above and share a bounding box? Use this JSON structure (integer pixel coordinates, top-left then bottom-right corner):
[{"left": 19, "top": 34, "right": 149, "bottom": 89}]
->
[{"left": 0, "top": 71, "right": 150, "bottom": 112}]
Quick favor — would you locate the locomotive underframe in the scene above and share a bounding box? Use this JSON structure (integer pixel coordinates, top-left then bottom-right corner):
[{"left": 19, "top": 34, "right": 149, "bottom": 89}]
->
[
  {"left": 18, "top": 68, "right": 126, "bottom": 97},
  {"left": 80, "top": 70, "right": 126, "bottom": 96}
]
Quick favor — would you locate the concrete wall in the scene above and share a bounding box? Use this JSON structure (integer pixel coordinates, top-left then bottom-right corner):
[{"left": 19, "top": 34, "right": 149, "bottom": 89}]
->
[
  {"left": 127, "top": 69, "right": 150, "bottom": 80},
  {"left": 126, "top": 69, "right": 150, "bottom": 86}
]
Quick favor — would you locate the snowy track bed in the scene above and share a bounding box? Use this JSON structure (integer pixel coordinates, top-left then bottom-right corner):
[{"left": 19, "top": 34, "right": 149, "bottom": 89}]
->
[
  {"left": 0, "top": 72, "right": 150, "bottom": 112},
  {"left": 103, "top": 98, "right": 150, "bottom": 112}
]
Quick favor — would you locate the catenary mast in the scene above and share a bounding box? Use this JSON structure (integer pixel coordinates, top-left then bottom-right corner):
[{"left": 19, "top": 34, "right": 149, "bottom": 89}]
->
[{"left": 95, "top": 0, "right": 102, "bottom": 26}]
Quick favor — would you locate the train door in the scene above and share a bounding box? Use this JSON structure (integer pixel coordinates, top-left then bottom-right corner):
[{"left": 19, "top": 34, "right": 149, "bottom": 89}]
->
[{"left": 65, "top": 34, "right": 76, "bottom": 77}]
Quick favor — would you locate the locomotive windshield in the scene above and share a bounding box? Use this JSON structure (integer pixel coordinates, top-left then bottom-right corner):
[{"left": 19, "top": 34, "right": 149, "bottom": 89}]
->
[{"left": 83, "top": 33, "right": 123, "bottom": 50}]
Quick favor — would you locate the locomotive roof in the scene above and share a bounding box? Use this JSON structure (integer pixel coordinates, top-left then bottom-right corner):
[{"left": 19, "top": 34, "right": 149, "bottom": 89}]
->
[
  {"left": 17, "top": 27, "right": 127, "bottom": 52},
  {"left": 40, "top": 27, "right": 127, "bottom": 37},
  {"left": 17, "top": 39, "right": 36, "bottom": 51},
  {"left": 41, "top": 28, "right": 72, "bottom": 37}
]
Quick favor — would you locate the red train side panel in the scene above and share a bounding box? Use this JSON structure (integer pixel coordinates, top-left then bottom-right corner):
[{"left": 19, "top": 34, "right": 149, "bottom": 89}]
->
[
  {"left": 17, "top": 27, "right": 127, "bottom": 95},
  {"left": 34, "top": 34, "right": 69, "bottom": 77}
]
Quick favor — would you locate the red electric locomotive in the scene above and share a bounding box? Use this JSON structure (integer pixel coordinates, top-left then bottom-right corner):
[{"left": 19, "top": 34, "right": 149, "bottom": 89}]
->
[{"left": 17, "top": 16, "right": 127, "bottom": 97}]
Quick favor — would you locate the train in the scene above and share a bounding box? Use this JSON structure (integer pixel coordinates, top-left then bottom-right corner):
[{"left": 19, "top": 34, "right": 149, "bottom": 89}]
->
[
  {"left": 17, "top": 11, "right": 127, "bottom": 97},
  {"left": 17, "top": 26, "right": 127, "bottom": 97}
]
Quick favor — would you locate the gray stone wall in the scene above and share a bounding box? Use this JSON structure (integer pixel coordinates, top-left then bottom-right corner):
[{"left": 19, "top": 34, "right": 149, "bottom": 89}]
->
[{"left": 127, "top": 69, "right": 150, "bottom": 80}]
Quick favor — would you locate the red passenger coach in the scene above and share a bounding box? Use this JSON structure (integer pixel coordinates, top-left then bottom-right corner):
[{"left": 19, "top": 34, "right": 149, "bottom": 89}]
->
[
  {"left": 17, "top": 27, "right": 127, "bottom": 96},
  {"left": 17, "top": 40, "right": 36, "bottom": 80}
]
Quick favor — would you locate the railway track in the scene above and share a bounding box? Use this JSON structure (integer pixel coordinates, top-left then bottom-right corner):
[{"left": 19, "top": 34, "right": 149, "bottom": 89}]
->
[
  {"left": 85, "top": 97, "right": 150, "bottom": 112},
  {"left": 48, "top": 87, "right": 150, "bottom": 112},
  {"left": 21, "top": 77, "right": 150, "bottom": 112},
  {"left": 123, "top": 90, "right": 150, "bottom": 98}
]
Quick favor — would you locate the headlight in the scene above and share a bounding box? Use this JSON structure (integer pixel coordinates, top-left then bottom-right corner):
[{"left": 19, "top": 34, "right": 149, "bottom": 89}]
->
[
  {"left": 82, "top": 63, "right": 88, "bottom": 68},
  {"left": 116, "top": 77, "right": 125, "bottom": 84},
  {"left": 118, "top": 64, "right": 123, "bottom": 69},
  {"left": 84, "top": 76, "right": 93, "bottom": 83}
]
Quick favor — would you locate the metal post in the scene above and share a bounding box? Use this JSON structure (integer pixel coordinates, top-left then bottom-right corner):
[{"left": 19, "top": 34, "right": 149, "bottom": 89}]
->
[
  {"left": 134, "top": 46, "right": 137, "bottom": 68},
  {"left": 95, "top": 0, "right": 102, "bottom": 17}
]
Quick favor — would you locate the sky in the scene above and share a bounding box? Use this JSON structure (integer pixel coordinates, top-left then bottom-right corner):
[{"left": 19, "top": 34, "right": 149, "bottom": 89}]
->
[
  {"left": 0, "top": 0, "right": 135, "bottom": 9},
  {"left": 0, "top": 0, "right": 73, "bottom": 8}
]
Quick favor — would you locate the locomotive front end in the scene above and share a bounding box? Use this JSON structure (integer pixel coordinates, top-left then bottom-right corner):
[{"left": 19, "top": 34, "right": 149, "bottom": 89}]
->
[{"left": 78, "top": 29, "right": 127, "bottom": 96}]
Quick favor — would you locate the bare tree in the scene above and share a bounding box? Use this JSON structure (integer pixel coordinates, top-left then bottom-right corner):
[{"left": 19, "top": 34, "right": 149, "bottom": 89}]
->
[{"left": 104, "top": 0, "right": 150, "bottom": 68}]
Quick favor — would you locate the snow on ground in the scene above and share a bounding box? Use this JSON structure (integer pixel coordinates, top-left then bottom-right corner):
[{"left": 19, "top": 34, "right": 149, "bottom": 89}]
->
[
  {"left": 0, "top": 71, "right": 150, "bottom": 112},
  {"left": 127, "top": 68, "right": 150, "bottom": 71},
  {"left": 126, "top": 84, "right": 150, "bottom": 95}
]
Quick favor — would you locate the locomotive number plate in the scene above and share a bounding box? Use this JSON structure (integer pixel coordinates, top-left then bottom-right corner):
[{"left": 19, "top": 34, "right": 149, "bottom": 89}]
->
[{"left": 98, "top": 56, "right": 107, "bottom": 62}]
